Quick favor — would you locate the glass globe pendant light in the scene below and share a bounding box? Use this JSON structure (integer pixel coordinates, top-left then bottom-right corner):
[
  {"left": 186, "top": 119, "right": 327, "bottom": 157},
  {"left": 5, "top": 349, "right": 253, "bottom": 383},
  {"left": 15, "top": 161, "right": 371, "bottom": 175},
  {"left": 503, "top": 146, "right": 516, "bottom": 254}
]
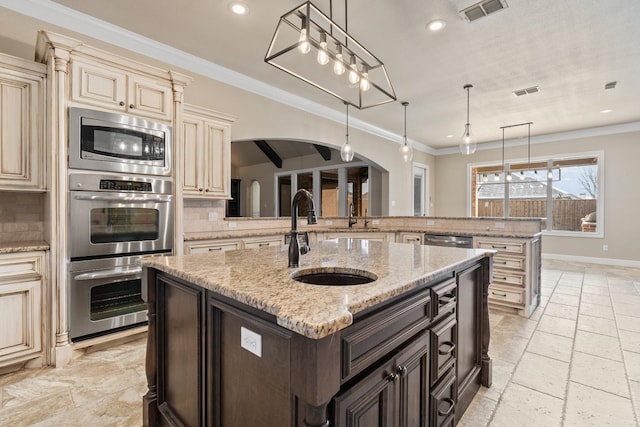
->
[
  {"left": 399, "top": 101, "right": 413, "bottom": 162},
  {"left": 340, "top": 102, "right": 355, "bottom": 162},
  {"left": 460, "top": 84, "right": 477, "bottom": 155}
]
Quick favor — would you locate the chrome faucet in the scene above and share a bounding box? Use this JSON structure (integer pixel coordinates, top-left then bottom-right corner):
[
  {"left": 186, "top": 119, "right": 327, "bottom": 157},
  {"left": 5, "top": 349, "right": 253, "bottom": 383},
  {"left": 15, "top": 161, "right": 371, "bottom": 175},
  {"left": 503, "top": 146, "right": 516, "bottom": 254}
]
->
[
  {"left": 288, "top": 189, "right": 317, "bottom": 268},
  {"left": 348, "top": 202, "right": 357, "bottom": 228}
]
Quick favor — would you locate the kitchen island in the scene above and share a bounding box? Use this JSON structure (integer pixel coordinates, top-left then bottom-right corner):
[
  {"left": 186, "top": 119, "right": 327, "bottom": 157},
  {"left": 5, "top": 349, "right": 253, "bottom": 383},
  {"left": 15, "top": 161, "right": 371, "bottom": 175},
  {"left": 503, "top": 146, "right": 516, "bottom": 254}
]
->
[{"left": 141, "top": 239, "right": 494, "bottom": 426}]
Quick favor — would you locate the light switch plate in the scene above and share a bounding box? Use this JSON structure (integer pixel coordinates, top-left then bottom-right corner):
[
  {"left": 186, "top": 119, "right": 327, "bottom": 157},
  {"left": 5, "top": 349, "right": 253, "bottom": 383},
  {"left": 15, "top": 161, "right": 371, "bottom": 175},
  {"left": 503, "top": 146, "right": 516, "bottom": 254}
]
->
[
  {"left": 372, "top": 219, "right": 380, "bottom": 225},
  {"left": 494, "top": 222, "right": 505, "bottom": 228},
  {"left": 228, "top": 222, "right": 237, "bottom": 228},
  {"left": 241, "top": 327, "right": 262, "bottom": 357},
  {"left": 426, "top": 220, "right": 435, "bottom": 226}
]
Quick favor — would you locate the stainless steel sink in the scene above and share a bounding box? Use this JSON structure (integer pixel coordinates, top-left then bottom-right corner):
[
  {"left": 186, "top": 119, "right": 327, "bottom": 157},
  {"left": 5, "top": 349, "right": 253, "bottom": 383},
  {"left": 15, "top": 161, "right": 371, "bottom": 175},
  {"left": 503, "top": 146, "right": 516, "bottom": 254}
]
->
[{"left": 291, "top": 268, "right": 377, "bottom": 286}]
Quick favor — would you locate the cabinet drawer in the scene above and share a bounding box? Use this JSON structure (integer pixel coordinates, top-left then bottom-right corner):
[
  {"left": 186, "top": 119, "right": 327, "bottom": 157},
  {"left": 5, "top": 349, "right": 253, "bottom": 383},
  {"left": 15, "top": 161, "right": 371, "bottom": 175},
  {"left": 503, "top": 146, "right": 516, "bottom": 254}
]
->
[
  {"left": 493, "top": 255, "right": 525, "bottom": 270},
  {"left": 0, "top": 252, "right": 43, "bottom": 283},
  {"left": 476, "top": 240, "right": 525, "bottom": 255},
  {"left": 184, "top": 240, "right": 241, "bottom": 254},
  {"left": 492, "top": 269, "right": 525, "bottom": 287},
  {"left": 488, "top": 284, "right": 524, "bottom": 305},
  {"left": 430, "top": 368, "right": 456, "bottom": 427},
  {"left": 341, "top": 289, "right": 431, "bottom": 382},
  {"left": 242, "top": 236, "right": 283, "bottom": 249},
  {"left": 430, "top": 314, "right": 456, "bottom": 386},
  {"left": 431, "top": 278, "right": 456, "bottom": 321}
]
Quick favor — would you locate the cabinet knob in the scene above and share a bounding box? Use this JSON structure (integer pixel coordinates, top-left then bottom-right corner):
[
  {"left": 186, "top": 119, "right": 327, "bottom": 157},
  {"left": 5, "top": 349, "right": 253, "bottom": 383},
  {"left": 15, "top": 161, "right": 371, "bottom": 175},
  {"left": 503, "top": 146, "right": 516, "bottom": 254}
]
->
[
  {"left": 198, "top": 188, "right": 204, "bottom": 192},
  {"left": 119, "top": 101, "right": 125, "bottom": 106},
  {"left": 129, "top": 104, "right": 135, "bottom": 109},
  {"left": 205, "top": 188, "right": 210, "bottom": 192},
  {"left": 386, "top": 372, "right": 398, "bottom": 383},
  {"left": 396, "top": 365, "right": 408, "bottom": 376}
]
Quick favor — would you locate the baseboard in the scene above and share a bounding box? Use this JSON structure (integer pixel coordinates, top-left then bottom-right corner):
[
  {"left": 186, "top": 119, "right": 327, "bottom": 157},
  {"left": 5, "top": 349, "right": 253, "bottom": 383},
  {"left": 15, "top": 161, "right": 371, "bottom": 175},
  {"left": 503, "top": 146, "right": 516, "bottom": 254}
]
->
[{"left": 543, "top": 253, "right": 640, "bottom": 268}]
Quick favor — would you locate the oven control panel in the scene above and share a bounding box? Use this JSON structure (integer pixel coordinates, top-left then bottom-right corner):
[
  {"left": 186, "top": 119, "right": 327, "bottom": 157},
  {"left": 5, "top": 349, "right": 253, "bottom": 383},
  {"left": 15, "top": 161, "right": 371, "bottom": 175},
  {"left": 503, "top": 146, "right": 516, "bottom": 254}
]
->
[{"left": 99, "top": 179, "right": 152, "bottom": 192}]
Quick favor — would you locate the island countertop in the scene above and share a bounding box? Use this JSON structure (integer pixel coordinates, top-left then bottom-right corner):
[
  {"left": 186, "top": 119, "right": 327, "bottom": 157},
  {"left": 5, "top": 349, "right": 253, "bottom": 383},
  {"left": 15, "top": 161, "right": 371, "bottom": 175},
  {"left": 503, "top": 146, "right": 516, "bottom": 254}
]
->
[{"left": 142, "top": 239, "right": 494, "bottom": 339}]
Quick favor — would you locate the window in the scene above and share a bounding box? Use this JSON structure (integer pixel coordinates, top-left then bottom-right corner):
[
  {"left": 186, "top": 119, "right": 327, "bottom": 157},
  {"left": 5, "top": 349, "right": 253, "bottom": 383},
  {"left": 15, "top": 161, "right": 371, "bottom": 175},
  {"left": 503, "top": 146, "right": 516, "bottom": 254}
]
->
[
  {"left": 413, "top": 163, "right": 429, "bottom": 216},
  {"left": 471, "top": 153, "right": 602, "bottom": 235}
]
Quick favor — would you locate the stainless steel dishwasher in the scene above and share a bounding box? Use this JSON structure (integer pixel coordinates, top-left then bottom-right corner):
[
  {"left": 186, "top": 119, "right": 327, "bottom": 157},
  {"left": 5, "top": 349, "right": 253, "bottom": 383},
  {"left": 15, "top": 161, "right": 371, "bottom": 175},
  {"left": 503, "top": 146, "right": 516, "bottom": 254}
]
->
[{"left": 423, "top": 233, "right": 474, "bottom": 248}]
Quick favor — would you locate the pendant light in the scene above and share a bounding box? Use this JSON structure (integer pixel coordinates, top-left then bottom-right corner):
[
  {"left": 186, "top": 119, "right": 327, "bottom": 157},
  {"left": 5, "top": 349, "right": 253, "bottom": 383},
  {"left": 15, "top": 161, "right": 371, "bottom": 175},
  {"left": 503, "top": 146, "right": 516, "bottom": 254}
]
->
[
  {"left": 340, "top": 102, "right": 355, "bottom": 162},
  {"left": 460, "top": 84, "right": 477, "bottom": 155},
  {"left": 399, "top": 101, "right": 413, "bottom": 162}
]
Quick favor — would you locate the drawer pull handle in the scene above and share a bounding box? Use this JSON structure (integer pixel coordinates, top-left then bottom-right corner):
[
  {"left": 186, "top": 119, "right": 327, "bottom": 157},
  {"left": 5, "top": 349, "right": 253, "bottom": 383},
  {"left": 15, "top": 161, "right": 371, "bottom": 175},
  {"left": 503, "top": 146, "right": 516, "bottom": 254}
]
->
[
  {"left": 492, "top": 292, "right": 508, "bottom": 297},
  {"left": 258, "top": 243, "right": 270, "bottom": 247},
  {"left": 208, "top": 247, "right": 222, "bottom": 252},
  {"left": 492, "top": 245, "right": 508, "bottom": 249},
  {"left": 396, "top": 365, "right": 408, "bottom": 376},
  {"left": 497, "top": 261, "right": 508, "bottom": 265},
  {"left": 386, "top": 372, "right": 399, "bottom": 383},
  {"left": 438, "top": 398, "right": 455, "bottom": 416},
  {"left": 438, "top": 342, "right": 455, "bottom": 356},
  {"left": 496, "top": 277, "right": 508, "bottom": 281}
]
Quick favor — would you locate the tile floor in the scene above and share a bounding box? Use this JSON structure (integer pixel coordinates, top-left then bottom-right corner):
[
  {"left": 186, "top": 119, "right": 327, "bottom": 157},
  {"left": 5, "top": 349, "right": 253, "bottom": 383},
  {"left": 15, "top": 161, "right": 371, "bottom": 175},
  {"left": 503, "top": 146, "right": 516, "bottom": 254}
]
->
[{"left": 0, "top": 259, "right": 638, "bottom": 426}]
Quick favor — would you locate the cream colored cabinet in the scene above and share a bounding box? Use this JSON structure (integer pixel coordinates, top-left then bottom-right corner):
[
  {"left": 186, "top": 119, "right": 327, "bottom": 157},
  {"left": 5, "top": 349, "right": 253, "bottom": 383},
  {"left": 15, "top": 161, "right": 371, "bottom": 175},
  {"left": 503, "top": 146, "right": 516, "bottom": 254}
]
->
[
  {"left": 474, "top": 236, "right": 540, "bottom": 317},
  {"left": 0, "top": 53, "right": 46, "bottom": 191},
  {"left": 399, "top": 232, "right": 423, "bottom": 244},
  {"left": 0, "top": 251, "right": 45, "bottom": 368},
  {"left": 70, "top": 59, "right": 173, "bottom": 121},
  {"left": 184, "top": 239, "right": 241, "bottom": 254},
  {"left": 182, "top": 105, "right": 235, "bottom": 199}
]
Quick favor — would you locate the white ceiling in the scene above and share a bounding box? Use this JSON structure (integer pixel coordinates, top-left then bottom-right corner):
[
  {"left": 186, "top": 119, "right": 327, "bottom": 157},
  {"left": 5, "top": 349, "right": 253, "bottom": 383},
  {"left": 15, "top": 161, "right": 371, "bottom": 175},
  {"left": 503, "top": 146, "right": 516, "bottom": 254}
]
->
[{"left": 2, "top": 0, "right": 639, "bottom": 153}]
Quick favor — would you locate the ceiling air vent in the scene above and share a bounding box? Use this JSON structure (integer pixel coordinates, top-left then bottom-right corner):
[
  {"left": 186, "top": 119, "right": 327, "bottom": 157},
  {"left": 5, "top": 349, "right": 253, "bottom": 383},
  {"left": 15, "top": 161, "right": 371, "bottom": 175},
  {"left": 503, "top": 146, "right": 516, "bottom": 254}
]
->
[
  {"left": 456, "top": 0, "right": 509, "bottom": 22},
  {"left": 512, "top": 86, "right": 540, "bottom": 97}
]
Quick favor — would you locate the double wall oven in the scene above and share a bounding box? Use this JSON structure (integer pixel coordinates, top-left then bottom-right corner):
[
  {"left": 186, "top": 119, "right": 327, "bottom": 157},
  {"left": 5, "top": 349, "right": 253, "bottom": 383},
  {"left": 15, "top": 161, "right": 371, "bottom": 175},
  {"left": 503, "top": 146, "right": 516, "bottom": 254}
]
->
[{"left": 68, "top": 108, "right": 173, "bottom": 341}]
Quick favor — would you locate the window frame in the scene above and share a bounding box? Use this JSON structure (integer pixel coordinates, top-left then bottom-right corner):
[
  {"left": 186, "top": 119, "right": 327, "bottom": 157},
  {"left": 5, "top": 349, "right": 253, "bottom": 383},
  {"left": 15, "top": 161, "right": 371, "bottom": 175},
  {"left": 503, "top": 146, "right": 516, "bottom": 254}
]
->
[{"left": 467, "top": 150, "right": 604, "bottom": 238}]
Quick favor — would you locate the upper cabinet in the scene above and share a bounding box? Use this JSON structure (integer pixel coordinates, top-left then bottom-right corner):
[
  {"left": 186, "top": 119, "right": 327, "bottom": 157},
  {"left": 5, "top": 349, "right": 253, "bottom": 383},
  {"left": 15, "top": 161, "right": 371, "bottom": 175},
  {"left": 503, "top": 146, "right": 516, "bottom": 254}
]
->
[
  {"left": 0, "top": 52, "right": 46, "bottom": 191},
  {"left": 181, "top": 104, "right": 235, "bottom": 199},
  {"left": 70, "top": 59, "right": 173, "bottom": 122}
]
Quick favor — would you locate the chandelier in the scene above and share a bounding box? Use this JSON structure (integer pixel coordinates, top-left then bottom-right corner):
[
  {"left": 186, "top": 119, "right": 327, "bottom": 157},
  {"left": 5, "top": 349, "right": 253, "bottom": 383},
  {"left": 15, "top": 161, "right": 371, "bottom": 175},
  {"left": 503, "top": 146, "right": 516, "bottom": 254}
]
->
[{"left": 265, "top": 1, "right": 396, "bottom": 109}]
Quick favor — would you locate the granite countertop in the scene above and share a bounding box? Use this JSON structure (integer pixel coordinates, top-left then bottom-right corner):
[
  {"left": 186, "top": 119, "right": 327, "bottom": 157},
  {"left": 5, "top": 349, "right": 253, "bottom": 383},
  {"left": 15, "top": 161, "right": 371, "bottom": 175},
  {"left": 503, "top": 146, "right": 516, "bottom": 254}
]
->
[
  {"left": 0, "top": 241, "right": 50, "bottom": 254},
  {"left": 142, "top": 239, "right": 494, "bottom": 339}
]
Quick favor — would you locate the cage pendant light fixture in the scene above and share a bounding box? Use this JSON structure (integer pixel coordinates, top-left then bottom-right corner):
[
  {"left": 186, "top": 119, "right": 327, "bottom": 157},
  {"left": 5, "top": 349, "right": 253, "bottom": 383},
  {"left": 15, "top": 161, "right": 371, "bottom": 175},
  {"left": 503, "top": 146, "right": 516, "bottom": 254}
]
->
[
  {"left": 399, "top": 101, "right": 413, "bottom": 162},
  {"left": 265, "top": 1, "right": 396, "bottom": 109},
  {"left": 340, "top": 102, "right": 355, "bottom": 162},
  {"left": 460, "top": 84, "right": 477, "bottom": 155}
]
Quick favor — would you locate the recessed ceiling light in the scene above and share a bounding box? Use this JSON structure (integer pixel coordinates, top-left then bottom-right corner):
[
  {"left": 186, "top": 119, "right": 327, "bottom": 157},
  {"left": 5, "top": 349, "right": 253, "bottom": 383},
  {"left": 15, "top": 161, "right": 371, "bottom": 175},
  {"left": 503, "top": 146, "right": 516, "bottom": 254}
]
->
[
  {"left": 229, "top": 2, "right": 249, "bottom": 15},
  {"left": 427, "top": 19, "right": 446, "bottom": 32},
  {"left": 600, "top": 109, "right": 613, "bottom": 114},
  {"left": 446, "top": 134, "right": 454, "bottom": 138}
]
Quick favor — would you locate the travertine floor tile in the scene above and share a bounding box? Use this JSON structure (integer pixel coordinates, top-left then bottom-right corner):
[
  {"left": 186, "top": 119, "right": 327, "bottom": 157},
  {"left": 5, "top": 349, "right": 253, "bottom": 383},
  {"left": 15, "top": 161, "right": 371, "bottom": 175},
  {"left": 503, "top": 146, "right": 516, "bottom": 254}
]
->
[
  {"left": 527, "top": 331, "right": 573, "bottom": 362},
  {"left": 489, "top": 383, "right": 563, "bottom": 427},
  {"left": 577, "top": 314, "right": 618, "bottom": 337},
  {"left": 574, "top": 330, "right": 623, "bottom": 361},
  {"left": 617, "top": 314, "right": 640, "bottom": 333},
  {"left": 553, "top": 285, "right": 581, "bottom": 296},
  {"left": 536, "top": 315, "right": 576, "bottom": 338},
  {"left": 489, "top": 331, "right": 530, "bottom": 364},
  {"left": 543, "top": 302, "right": 579, "bottom": 320},
  {"left": 623, "top": 351, "right": 640, "bottom": 382},
  {"left": 619, "top": 329, "right": 640, "bottom": 353},
  {"left": 511, "top": 352, "right": 569, "bottom": 399},
  {"left": 570, "top": 352, "right": 629, "bottom": 398},
  {"left": 610, "top": 294, "right": 640, "bottom": 306},
  {"left": 614, "top": 302, "right": 640, "bottom": 318},
  {"left": 565, "top": 382, "right": 636, "bottom": 427},
  {"left": 549, "top": 292, "right": 580, "bottom": 307},
  {"left": 580, "top": 292, "right": 612, "bottom": 307},
  {"left": 630, "top": 380, "right": 640, "bottom": 423},
  {"left": 583, "top": 284, "right": 610, "bottom": 296},
  {"left": 580, "top": 301, "right": 615, "bottom": 319},
  {"left": 492, "top": 315, "right": 538, "bottom": 339},
  {"left": 457, "top": 391, "right": 497, "bottom": 427},
  {"left": 482, "top": 358, "right": 517, "bottom": 401}
]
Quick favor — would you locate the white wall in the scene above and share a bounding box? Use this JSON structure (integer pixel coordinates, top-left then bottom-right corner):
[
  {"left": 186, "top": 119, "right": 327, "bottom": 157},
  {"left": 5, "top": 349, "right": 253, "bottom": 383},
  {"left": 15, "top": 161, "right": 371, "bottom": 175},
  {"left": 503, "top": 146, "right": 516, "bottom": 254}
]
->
[{"left": 434, "top": 131, "right": 640, "bottom": 263}]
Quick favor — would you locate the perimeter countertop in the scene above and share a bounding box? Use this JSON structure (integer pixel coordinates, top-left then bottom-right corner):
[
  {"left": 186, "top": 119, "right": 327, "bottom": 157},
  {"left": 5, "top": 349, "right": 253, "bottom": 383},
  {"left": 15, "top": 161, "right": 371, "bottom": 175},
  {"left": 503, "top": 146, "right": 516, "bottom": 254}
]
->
[
  {"left": 0, "top": 241, "right": 49, "bottom": 254},
  {"left": 142, "top": 239, "right": 494, "bottom": 339}
]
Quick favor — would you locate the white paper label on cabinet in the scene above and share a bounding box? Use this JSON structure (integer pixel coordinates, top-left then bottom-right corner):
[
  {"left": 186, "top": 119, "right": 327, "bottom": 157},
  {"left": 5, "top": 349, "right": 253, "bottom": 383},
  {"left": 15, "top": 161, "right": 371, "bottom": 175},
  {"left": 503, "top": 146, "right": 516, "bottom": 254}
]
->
[{"left": 241, "top": 326, "right": 262, "bottom": 357}]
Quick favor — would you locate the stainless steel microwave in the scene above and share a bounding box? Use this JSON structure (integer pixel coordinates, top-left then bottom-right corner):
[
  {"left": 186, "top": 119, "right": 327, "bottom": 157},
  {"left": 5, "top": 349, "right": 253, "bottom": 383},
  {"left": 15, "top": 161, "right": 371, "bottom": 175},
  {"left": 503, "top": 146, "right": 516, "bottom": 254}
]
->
[{"left": 69, "top": 107, "right": 172, "bottom": 176}]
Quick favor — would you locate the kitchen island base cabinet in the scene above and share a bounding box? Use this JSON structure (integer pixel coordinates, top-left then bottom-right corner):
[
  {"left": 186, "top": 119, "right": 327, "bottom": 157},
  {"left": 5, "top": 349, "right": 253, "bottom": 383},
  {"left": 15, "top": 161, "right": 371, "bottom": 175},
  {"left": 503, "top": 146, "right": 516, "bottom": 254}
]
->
[{"left": 143, "top": 254, "right": 492, "bottom": 427}]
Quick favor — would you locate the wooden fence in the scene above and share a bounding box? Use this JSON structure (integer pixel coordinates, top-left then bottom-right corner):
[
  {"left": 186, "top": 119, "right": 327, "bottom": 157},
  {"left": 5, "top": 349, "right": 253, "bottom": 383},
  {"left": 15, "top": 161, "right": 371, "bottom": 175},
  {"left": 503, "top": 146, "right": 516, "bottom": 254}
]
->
[{"left": 477, "top": 199, "right": 597, "bottom": 231}]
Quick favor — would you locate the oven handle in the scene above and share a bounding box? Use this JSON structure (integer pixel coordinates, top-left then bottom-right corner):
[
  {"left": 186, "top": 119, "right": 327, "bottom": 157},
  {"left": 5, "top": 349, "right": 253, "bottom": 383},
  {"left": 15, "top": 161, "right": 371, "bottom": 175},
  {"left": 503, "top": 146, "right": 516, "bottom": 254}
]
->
[
  {"left": 73, "top": 194, "right": 172, "bottom": 203},
  {"left": 74, "top": 267, "right": 142, "bottom": 281}
]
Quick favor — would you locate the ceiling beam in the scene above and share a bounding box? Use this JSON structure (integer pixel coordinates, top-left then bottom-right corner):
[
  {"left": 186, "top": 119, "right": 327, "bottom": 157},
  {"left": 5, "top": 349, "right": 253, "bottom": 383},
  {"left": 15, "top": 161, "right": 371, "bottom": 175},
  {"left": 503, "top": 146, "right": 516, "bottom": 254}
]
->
[
  {"left": 254, "top": 140, "right": 282, "bottom": 168},
  {"left": 313, "top": 144, "right": 332, "bottom": 161}
]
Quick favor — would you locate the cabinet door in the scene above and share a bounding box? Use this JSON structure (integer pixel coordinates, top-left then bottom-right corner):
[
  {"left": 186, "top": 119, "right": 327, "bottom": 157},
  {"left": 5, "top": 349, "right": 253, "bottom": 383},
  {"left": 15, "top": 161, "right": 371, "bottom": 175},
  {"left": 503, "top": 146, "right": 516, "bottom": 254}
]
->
[
  {"left": 181, "top": 114, "right": 206, "bottom": 196},
  {"left": 0, "top": 251, "right": 44, "bottom": 367},
  {"left": 71, "top": 60, "right": 127, "bottom": 112},
  {"left": 0, "top": 65, "right": 44, "bottom": 190},
  {"left": 127, "top": 74, "right": 172, "bottom": 121},
  {"left": 202, "top": 120, "right": 230, "bottom": 198},
  {"left": 333, "top": 357, "right": 396, "bottom": 427},
  {"left": 396, "top": 332, "right": 429, "bottom": 427}
]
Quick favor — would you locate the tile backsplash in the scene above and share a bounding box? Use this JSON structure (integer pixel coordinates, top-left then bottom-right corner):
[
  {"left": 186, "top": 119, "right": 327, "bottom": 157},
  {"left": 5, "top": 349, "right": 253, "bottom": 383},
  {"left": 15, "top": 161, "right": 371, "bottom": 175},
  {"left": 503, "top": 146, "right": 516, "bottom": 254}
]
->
[
  {"left": 0, "top": 192, "right": 45, "bottom": 242},
  {"left": 183, "top": 198, "right": 227, "bottom": 233}
]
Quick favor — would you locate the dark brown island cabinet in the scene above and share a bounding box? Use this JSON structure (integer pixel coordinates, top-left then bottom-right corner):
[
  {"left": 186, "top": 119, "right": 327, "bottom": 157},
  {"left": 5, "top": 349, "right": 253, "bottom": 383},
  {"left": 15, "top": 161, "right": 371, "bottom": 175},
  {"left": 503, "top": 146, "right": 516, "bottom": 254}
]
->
[{"left": 141, "top": 253, "right": 492, "bottom": 427}]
